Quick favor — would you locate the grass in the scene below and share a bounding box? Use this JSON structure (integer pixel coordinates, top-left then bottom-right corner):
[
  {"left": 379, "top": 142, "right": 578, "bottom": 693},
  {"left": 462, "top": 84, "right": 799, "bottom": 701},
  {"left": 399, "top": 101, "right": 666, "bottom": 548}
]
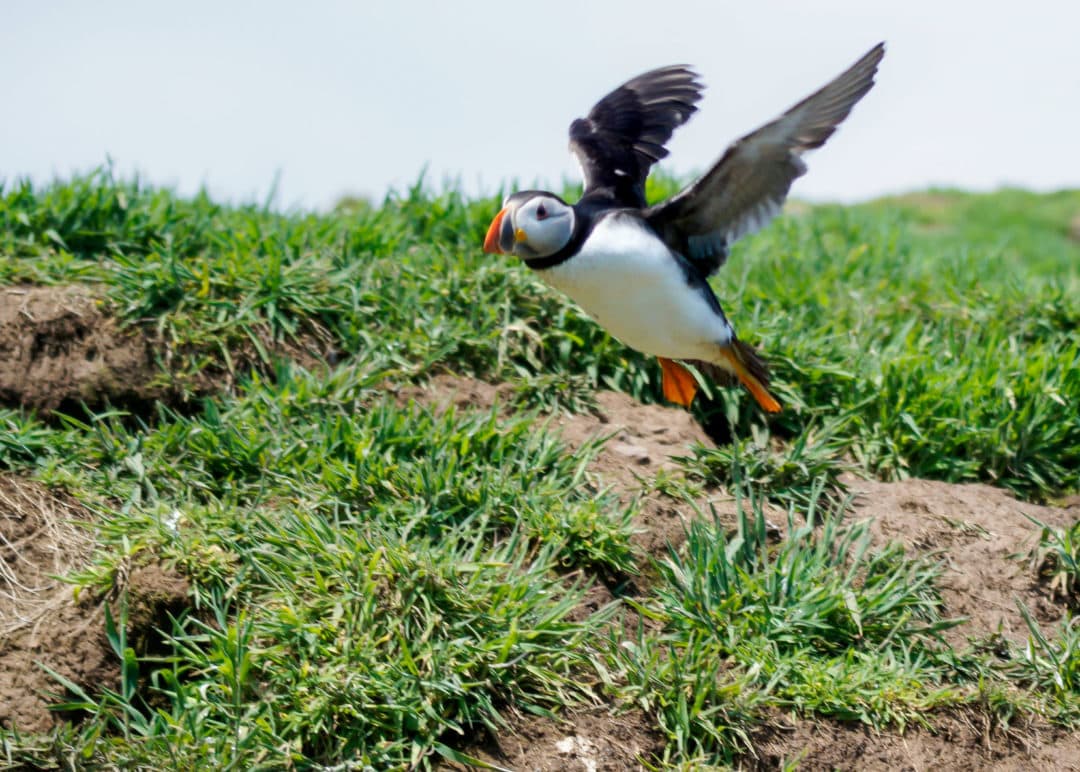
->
[
  {"left": 1, "top": 169, "right": 1079, "bottom": 768},
  {"left": 679, "top": 415, "right": 854, "bottom": 511},
  {"left": 614, "top": 488, "right": 964, "bottom": 762},
  {"left": 5, "top": 172, "right": 1076, "bottom": 497},
  {"left": 1027, "top": 516, "right": 1080, "bottom": 606},
  {"left": 1012, "top": 603, "right": 1080, "bottom": 723},
  {"left": 12, "top": 371, "right": 632, "bottom": 769}
]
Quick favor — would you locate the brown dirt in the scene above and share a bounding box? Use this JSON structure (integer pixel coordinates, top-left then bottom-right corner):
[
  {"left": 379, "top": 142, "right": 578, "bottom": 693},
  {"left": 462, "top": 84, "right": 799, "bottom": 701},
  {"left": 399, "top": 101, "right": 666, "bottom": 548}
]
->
[
  {"left": 407, "top": 375, "right": 1080, "bottom": 771},
  {"left": 447, "top": 709, "right": 1080, "bottom": 772},
  {"left": 0, "top": 475, "right": 190, "bottom": 733},
  {"left": 0, "top": 285, "right": 160, "bottom": 413},
  {"left": 852, "top": 476, "right": 1076, "bottom": 648},
  {"left": 396, "top": 374, "right": 752, "bottom": 557},
  {"left": 0, "top": 284, "right": 333, "bottom": 415},
  {"left": 441, "top": 707, "right": 665, "bottom": 772},
  {"left": 394, "top": 373, "right": 509, "bottom": 414},
  {"left": 396, "top": 375, "right": 710, "bottom": 483},
  {"left": 749, "top": 709, "right": 1080, "bottom": 771}
]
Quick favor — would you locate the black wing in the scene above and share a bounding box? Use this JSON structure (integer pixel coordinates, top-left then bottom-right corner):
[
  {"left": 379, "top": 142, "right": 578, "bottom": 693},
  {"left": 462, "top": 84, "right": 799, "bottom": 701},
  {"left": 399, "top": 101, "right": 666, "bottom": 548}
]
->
[
  {"left": 645, "top": 43, "right": 885, "bottom": 276},
  {"left": 569, "top": 65, "right": 704, "bottom": 208}
]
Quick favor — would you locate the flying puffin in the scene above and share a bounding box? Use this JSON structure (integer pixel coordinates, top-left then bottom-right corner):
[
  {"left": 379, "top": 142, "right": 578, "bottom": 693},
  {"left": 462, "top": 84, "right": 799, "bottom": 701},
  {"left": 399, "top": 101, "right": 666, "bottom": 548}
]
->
[{"left": 484, "top": 43, "right": 884, "bottom": 413}]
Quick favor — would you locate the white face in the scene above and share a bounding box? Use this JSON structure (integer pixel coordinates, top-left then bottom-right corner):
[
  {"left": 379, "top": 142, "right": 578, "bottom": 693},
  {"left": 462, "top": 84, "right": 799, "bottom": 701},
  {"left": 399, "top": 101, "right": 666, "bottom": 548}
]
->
[{"left": 508, "top": 194, "right": 574, "bottom": 259}]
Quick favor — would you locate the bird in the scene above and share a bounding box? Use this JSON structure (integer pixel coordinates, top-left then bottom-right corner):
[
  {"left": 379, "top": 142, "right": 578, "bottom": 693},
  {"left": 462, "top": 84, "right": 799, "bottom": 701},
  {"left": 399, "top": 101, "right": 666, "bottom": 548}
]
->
[{"left": 483, "top": 43, "right": 884, "bottom": 413}]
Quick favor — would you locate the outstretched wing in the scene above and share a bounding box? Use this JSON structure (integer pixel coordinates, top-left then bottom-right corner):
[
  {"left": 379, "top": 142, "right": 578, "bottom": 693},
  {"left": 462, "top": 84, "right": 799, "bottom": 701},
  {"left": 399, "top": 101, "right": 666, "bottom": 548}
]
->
[
  {"left": 569, "top": 65, "right": 704, "bottom": 208},
  {"left": 645, "top": 43, "right": 885, "bottom": 276}
]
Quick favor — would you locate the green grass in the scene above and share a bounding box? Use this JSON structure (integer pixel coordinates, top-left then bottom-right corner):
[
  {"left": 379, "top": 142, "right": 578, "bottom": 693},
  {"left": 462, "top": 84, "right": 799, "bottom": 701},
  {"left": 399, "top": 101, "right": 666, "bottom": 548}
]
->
[
  {"left": 613, "top": 489, "right": 964, "bottom": 762},
  {"left": 4, "top": 172, "right": 1076, "bottom": 497},
  {"left": 11, "top": 368, "right": 634, "bottom": 769},
  {"left": 679, "top": 415, "right": 854, "bottom": 511},
  {"left": 1027, "top": 516, "right": 1080, "bottom": 606},
  {"left": 1, "top": 170, "right": 1079, "bottom": 768}
]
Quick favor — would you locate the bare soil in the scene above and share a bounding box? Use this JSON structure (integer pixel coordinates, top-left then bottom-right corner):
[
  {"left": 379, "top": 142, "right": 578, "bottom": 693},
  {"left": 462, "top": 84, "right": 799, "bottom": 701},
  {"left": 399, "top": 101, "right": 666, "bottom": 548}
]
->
[
  {"left": 749, "top": 709, "right": 1080, "bottom": 771},
  {"left": 441, "top": 707, "right": 665, "bottom": 772},
  {"left": 450, "top": 710, "right": 1080, "bottom": 772},
  {"left": 396, "top": 374, "right": 766, "bottom": 557},
  {"left": 0, "top": 284, "right": 333, "bottom": 415},
  {"left": 0, "top": 285, "right": 160, "bottom": 413},
  {"left": 854, "top": 475, "right": 1077, "bottom": 648},
  {"left": 0, "top": 475, "right": 190, "bottom": 733}
]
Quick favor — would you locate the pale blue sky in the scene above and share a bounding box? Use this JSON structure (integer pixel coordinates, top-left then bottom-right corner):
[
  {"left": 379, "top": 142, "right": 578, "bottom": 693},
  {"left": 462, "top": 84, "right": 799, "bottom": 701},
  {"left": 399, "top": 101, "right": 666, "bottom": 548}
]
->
[{"left": 2, "top": 1, "right": 1078, "bottom": 210}]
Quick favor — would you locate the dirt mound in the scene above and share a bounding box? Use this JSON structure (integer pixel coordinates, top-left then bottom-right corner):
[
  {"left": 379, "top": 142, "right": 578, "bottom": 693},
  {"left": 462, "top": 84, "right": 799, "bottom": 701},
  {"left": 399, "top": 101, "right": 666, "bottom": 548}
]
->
[
  {"left": 398, "top": 374, "right": 733, "bottom": 555},
  {"left": 750, "top": 710, "right": 1080, "bottom": 771},
  {"left": 395, "top": 374, "right": 710, "bottom": 486},
  {"left": 443, "top": 707, "right": 664, "bottom": 772},
  {"left": 0, "top": 285, "right": 160, "bottom": 413},
  {"left": 0, "top": 476, "right": 190, "bottom": 732},
  {"left": 5, "top": 373, "right": 1074, "bottom": 762},
  {"left": 0, "top": 284, "right": 335, "bottom": 415},
  {"left": 395, "top": 374, "right": 509, "bottom": 415},
  {"left": 0, "top": 475, "right": 108, "bottom": 733},
  {"left": 852, "top": 477, "right": 1074, "bottom": 646}
]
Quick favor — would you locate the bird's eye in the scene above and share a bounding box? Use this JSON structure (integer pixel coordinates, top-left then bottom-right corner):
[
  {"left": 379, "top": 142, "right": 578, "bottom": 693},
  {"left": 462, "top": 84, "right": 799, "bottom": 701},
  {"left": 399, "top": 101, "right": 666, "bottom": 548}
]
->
[{"left": 535, "top": 203, "right": 548, "bottom": 220}]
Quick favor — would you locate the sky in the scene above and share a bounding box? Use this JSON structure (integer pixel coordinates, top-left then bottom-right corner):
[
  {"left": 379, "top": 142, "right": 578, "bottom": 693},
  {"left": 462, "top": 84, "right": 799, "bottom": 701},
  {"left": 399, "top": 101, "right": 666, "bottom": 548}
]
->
[{"left": 2, "top": 1, "right": 1078, "bottom": 211}]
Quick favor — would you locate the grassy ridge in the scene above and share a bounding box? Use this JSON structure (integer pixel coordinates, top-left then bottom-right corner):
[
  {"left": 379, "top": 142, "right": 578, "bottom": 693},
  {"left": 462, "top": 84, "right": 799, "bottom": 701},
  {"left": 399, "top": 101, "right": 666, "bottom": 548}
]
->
[
  {"left": 3, "top": 173, "right": 1077, "bottom": 497},
  {"left": 1, "top": 172, "right": 1079, "bottom": 768}
]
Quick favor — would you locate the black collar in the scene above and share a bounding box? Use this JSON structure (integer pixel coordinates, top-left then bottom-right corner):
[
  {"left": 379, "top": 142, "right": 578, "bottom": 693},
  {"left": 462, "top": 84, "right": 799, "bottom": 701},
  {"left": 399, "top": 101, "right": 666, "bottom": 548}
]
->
[{"left": 523, "top": 195, "right": 626, "bottom": 271}]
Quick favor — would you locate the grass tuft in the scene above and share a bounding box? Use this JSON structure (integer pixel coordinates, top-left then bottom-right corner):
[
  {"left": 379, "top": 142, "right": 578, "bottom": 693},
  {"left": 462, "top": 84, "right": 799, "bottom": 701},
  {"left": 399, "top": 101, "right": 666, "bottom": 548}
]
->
[
  {"left": 609, "top": 487, "right": 965, "bottom": 760},
  {"left": 1026, "top": 515, "right": 1080, "bottom": 607}
]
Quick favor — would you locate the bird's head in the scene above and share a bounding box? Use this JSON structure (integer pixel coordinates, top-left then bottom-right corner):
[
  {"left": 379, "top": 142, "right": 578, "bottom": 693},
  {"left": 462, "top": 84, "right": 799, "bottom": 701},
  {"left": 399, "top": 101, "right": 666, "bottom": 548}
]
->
[{"left": 483, "top": 191, "right": 575, "bottom": 259}]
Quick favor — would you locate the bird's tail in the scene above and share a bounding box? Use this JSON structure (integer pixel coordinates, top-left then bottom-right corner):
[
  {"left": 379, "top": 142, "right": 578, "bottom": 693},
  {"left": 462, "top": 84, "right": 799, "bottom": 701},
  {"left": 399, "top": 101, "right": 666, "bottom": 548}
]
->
[{"left": 693, "top": 339, "right": 781, "bottom": 413}]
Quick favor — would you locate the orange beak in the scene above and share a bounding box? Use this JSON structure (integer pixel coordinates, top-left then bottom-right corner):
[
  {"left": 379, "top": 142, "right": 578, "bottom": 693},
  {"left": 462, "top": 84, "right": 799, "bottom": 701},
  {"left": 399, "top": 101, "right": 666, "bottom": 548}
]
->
[{"left": 483, "top": 207, "right": 508, "bottom": 254}]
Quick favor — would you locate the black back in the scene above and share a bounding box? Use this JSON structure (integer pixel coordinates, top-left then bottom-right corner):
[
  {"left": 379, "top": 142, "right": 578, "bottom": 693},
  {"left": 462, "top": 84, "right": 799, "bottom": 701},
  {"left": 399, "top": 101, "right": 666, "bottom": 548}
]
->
[{"left": 569, "top": 65, "right": 703, "bottom": 208}]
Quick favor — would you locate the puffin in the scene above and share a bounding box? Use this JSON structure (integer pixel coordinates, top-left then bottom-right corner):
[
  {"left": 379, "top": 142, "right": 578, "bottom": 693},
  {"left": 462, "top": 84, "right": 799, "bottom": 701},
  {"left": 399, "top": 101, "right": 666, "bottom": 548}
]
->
[{"left": 483, "top": 43, "right": 884, "bottom": 413}]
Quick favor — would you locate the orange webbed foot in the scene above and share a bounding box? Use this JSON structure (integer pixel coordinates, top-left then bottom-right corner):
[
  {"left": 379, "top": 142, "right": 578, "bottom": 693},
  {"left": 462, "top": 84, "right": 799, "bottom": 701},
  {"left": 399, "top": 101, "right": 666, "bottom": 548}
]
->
[{"left": 658, "top": 357, "right": 698, "bottom": 408}]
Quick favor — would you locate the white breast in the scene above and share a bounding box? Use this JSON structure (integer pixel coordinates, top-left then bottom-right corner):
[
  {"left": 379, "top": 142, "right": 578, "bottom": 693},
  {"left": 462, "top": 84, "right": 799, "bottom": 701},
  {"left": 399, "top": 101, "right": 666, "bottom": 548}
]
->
[{"left": 538, "top": 213, "right": 731, "bottom": 359}]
